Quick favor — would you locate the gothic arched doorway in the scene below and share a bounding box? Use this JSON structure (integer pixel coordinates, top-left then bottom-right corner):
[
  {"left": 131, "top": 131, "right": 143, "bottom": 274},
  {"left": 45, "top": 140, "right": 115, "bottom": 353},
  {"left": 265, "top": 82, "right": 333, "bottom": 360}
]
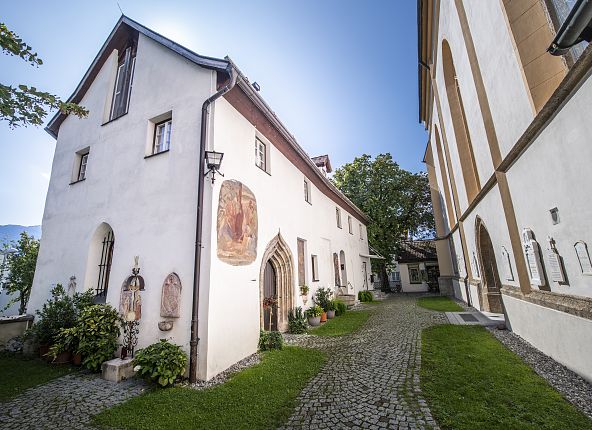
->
[
  {"left": 476, "top": 218, "right": 503, "bottom": 313},
  {"left": 259, "top": 233, "right": 295, "bottom": 332}
]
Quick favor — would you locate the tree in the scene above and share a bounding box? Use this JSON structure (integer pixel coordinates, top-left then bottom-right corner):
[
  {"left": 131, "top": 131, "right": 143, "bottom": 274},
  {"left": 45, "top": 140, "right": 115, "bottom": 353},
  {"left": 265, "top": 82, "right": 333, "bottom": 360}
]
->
[
  {"left": 2, "top": 232, "right": 40, "bottom": 314},
  {"left": 332, "top": 153, "right": 435, "bottom": 288},
  {"left": 0, "top": 22, "right": 87, "bottom": 128}
]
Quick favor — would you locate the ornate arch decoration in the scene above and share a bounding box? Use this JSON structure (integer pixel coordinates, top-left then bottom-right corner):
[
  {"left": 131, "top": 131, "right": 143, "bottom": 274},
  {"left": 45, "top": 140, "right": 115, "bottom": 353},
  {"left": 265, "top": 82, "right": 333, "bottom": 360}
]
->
[{"left": 258, "top": 233, "right": 295, "bottom": 331}]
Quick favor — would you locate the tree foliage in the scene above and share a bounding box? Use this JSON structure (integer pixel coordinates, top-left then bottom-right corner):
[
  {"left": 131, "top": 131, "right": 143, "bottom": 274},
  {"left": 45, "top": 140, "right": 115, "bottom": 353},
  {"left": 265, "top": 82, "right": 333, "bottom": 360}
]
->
[
  {"left": 2, "top": 231, "right": 40, "bottom": 314},
  {"left": 332, "top": 154, "right": 435, "bottom": 283},
  {"left": 0, "top": 22, "right": 87, "bottom": 128}
]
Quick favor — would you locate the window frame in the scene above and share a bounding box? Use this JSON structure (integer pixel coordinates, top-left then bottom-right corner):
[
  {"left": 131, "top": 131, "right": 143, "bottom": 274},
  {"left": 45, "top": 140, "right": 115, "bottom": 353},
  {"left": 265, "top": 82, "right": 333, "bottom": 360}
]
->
[
  {"left": 304, "top": 178, "right": 312, "bottom": 204},
  {"left": 255, "top": 137, "right": 267, "bottom": 172},
  {"left": 348, "top": 216, "right": 353, "bottom": 234},
  {"left": 109, "top": 46, "right": 136, "bottom": 121},
  {"left": 152, "top": 118, "right": 172, "bottom": 155},
  {"left": 311, "top": 255, "right": 319, "bottom": 282},
  {"left": 336, "top": 208, "right": 342, "bottom": 229},
  {"left": 408, "top": 264, "right": 422, "bottom": 284},
  {"left": 78, "top": 152, "right": 89, "bottom": 181}
]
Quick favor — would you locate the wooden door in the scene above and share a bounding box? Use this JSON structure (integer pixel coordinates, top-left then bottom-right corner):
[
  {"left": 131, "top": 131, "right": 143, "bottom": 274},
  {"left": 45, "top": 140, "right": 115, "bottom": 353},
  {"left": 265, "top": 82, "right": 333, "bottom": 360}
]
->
[{"left": 263, "top": 261, "right": 278, "bottom": 331}]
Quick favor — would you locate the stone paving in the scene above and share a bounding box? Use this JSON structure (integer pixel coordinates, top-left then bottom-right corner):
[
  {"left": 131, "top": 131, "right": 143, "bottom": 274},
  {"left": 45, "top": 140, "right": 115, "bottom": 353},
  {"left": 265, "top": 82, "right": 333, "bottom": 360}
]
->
[
  {"left": 0, "top": 372, "right": 148, "bottom": 430},
  {"left": 282, "top": 295, "right": 446, "bottom": 430}
]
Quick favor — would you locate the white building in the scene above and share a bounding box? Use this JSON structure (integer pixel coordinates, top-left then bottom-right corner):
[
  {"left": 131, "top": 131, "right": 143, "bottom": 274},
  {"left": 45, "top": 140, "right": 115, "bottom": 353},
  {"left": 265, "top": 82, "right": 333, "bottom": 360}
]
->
[
  {"left": 28, "top": 16, "right": 371, "bottom": 381},
  {"left": 390, "top": 240, "right": 439, "bottom": 293},
  {"left": 418, "top": 0, "right": 592, "bottom": 381}
]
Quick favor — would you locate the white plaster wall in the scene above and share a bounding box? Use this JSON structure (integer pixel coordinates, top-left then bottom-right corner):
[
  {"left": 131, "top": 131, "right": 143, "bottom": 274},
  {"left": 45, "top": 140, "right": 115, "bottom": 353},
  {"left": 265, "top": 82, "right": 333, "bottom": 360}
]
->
[
  {"left": 399, "top": 263, "right": 429, "bottom": 293},
  {"left": 461, "top": 0, "right": 535, "bottom": 158},
  {"left": 504, "top": 295, "right": 592, "bottom": 382},
  {"left": 435, "top": 0, "right": 494, "bottom": 212},
  {"left": 506, "top": 75, "right": 592, "bottom": 298},
  {"left": 201, "top": 98, "right": 371, "bottom": 379},
  {"left": 29, "top": 34, "right": 217, "bottom": 353}
]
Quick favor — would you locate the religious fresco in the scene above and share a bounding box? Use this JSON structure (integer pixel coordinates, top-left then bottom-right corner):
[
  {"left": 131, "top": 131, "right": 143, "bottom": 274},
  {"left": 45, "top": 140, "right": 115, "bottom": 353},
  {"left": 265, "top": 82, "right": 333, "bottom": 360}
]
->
[
  {"left": 160, "top": 273, "right": 182, "bottom": 318},
  {"left": 217, "top": 180, "right": 258, "bottom": 265}
]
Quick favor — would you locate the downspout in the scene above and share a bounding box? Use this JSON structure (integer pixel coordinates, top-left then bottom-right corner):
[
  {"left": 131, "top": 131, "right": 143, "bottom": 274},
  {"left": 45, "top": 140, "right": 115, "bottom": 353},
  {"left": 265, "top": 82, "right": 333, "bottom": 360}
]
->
[
  {"left": 189, "top": 65, "right": 237, "bottom": 383},
  {"left": 548, "top": 0, "right": 592, "bottom": 55}
]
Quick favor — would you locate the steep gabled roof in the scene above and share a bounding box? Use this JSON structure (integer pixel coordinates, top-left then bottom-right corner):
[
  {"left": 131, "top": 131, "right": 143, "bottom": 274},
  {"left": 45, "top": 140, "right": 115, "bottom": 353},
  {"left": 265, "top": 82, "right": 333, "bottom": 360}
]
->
[
  {"left": 45, "top": 15, "right": 230, "bottom": 138},
  {"left": 396, "top": 240, "right": 437, "bottom": 263}
]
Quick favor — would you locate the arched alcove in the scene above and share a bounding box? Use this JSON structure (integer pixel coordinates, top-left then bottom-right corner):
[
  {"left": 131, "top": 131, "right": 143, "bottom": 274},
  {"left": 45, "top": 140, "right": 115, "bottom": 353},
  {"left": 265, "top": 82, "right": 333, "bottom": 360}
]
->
[
  {"left": 259, "top": 233, "right": 295, "bottom": 332},
  {"left": 475, "top": 217, "right": 503, "bottom": 313},
  {"left": 442, "top": 40, "right": 480, "bottom": 203},
  {"left": 84, "top": 223, "right": 115, "bottom": 302}
]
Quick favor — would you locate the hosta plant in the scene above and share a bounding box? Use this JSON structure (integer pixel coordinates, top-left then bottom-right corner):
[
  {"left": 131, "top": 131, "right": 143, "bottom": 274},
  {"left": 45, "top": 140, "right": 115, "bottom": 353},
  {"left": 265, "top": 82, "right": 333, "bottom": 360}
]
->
[
  {"left": 77, "top": 304, "right": 123, "bottom": 371},
  {"left": 133, "top": 339, "right": 188, "bottom": 387}
]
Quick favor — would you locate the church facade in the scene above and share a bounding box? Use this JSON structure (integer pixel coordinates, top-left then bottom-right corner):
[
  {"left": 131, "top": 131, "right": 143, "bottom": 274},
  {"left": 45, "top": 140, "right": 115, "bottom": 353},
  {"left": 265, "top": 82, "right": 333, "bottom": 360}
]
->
[
  {"left": 28, "top": 16, "right": 371, "bottom": 381},
  {"left": 418, "top": 0, "right": 592, "bottom": 381}
]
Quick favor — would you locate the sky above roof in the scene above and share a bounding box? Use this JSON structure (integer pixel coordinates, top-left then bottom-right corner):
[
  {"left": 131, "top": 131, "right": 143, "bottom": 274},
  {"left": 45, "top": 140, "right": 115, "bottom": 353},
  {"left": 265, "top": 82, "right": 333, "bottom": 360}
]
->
[{"left": 0, "top": 0, "right": 427, "bottom": 226}]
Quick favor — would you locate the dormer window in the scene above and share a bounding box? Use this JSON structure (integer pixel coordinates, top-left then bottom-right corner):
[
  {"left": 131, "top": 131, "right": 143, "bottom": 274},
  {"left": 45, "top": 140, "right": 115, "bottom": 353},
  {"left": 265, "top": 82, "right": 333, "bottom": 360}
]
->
[{"left": 110, "top": 46, "right": 136, "bottom": 120}]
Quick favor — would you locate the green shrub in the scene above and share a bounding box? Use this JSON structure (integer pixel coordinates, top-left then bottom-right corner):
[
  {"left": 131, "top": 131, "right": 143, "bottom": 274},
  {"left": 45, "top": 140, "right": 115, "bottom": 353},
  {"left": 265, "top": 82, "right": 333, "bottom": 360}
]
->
[
  {"left": 334, "top": 300, "right": 347, "bottom": 316},
  {"left": 288, "top": 307, "right": 308, "bottom": 334},
  {"left": 305, "top": 304, "right": 323, "bottom": 318},
  {"left": 358, "top": 291, "right": 373, "bottom": 302},
  {"left": 133, "top": 339, "right": 188, "bottom": 387},
  {"left": 77, "top": 304, "right": 123, "bottom": 371},
  {"left": 313, "top": 287, "right": 333, "bottom": 311},
  {"left": 259, "top": 330, "right": 283, "bottom": 351},
  {"left": 49, "top": 326, "right": 80, "bottom": 358},
  {"left": 27, "top": 285, "right": 95, "bottom": 346}
]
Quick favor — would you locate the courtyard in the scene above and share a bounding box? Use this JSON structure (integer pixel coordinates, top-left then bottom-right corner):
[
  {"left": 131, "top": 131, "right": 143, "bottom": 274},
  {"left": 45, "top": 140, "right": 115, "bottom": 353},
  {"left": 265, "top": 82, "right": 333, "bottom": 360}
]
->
[{"left": 1, "top": 295, "right": 591, "bottom": 429}]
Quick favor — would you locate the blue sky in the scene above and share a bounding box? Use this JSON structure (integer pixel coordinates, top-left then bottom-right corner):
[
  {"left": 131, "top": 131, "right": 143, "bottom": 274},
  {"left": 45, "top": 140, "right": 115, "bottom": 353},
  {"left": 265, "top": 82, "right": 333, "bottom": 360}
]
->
[{"left": 0, "top": 0, "right": 427, "bottom": 226}]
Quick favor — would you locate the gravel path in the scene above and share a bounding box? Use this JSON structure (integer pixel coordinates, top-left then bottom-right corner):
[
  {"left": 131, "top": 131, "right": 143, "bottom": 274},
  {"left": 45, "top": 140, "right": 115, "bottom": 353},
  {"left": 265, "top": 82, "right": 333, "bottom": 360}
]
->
[
  {"left": 488, "top": 327, "right": 592, "bottom": 419},
  {"left": 282, "top": 295, "right": 446, "bottom": 430},
  {"left": 0, "top": 372, "right": 147, "bottom": 430}
]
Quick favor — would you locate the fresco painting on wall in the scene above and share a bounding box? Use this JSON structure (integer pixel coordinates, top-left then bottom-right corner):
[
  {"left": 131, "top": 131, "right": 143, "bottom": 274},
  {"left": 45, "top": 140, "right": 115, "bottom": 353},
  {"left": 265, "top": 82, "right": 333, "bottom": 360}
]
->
[{"left": 217, "top": 180, "right": 258, "bottom": 265}]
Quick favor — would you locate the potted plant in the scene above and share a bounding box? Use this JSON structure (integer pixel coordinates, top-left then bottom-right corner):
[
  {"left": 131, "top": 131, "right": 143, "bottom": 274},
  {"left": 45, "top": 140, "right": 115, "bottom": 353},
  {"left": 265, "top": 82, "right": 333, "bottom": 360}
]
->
[
  {"left": 314, "top": 287, "right": 333, "bottom": 323},
  {"left": 49, "top": 326, "right": 79, "bottom": 364},
  {"left": 299, "top": 285, "right": 309, "bottom": 304},
  {"left": 326, "top": 300, "right": 336, "bottom": 319},
  {"left": 306, "top": 305, "right": 323, "bottom": 327}
]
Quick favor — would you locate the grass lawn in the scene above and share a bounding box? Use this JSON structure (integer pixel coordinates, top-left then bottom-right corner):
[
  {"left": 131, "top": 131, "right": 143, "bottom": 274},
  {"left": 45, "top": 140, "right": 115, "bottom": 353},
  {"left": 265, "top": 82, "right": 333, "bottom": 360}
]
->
[
  {"left": 93, "top": 346, "right": 325, "bottom": 430},
  {"left": 308, "top": 310, "right": 370, "bottom": 337},
  {"left": 417, "top": 296, "right": 463, "bottom": 312},
  {"left": 421, "top": 325, "right": 592, "bottom": 430},
  {"left": 0, "top": 352, "right": 75, "bottom": 402}
]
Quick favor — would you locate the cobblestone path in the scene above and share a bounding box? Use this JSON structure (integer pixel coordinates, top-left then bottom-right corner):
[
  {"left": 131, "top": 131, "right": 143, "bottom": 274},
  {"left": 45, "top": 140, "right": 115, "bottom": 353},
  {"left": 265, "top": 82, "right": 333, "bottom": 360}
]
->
[
  {"left": 0, "top": 372, "right": 147, "bottom": 430},
  {"left": 283, "top": 295, "right": 446, "bottom": 430}
]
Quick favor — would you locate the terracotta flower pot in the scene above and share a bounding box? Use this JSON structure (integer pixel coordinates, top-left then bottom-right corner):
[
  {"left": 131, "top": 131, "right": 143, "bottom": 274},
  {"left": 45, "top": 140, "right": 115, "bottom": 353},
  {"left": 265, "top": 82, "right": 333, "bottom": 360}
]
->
[
  {"left": 320, "top": 312, "right": 327, "bottom": 323},
  {"left": 39, "top": 344, "right": 50, "bottom": 360},
  {"left": 53, "top": 351, "right": 72, "bottom": 364},
  {"left": 308, "top": 316, "right": 321, "bottom": 327},
  {"left": 72, "top": 353, "right": 82, "bottom": 366},
  {"left": 327, "top": 310, "right": 336, "bottom": 319}
]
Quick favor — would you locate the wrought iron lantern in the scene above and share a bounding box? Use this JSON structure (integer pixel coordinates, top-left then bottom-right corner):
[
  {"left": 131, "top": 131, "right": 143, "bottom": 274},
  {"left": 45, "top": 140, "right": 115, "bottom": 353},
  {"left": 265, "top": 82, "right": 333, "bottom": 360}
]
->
[{"left": 204, "top": 150, "right": 224, "bottom": 183}]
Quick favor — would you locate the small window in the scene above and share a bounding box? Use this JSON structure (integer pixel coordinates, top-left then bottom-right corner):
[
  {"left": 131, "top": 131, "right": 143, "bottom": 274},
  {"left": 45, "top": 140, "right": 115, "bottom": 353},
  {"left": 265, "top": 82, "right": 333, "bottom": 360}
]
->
[
  {"left": 304, "top": 178, "right": 311, "bottom": 204},
  {"left": 110, "top": 47, "right": 136, "bottom": 121},
  {"left": 408, "top": 264, "right": 421, "bottom": 284},
  {"left": 348, "top": 216, "right": 353, "bottom": 234},
  {"left": 153, "top": 119, "right": 172, "bottom": 154},
  {"left": 78, "top": 152, "right": 89, "bottom": 181},
  {"left": 359, "top": 224, "right": 363, "bottom": 240},
  {"left": 336, "top": 208, "right": 342, "bottom": 228},
  {"left": 311, "top": 255, "right": 319, "bottom": 281},
  {"left": 255, "top": 138, "right": 266, "bottom": 171}
]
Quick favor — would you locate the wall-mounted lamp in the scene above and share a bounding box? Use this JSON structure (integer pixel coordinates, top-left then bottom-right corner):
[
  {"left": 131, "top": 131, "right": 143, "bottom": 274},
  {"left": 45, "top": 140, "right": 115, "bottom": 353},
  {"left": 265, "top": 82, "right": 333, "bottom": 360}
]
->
[{"left": 204, "top": 150, "right": 224, "bottom": 184}]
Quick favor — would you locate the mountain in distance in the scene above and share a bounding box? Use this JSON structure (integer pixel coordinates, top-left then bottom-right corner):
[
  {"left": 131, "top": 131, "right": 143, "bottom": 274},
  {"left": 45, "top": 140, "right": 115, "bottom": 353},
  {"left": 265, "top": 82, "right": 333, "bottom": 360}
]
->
[{"left": 0, "top": 225, "right": 42, "bottom": 246}]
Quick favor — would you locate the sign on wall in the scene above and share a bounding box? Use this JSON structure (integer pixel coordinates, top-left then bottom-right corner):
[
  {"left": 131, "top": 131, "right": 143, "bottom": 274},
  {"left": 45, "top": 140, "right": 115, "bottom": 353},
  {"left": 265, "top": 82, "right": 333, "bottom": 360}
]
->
[
  {"left": 546, "top": 237, "right": 566, "bottom": 284},
  {"left": 574, "top": 241, "right": 592, "bottom": 275},
  {"left": 522, "top": 228, "right": 545, "bottom": 288}
]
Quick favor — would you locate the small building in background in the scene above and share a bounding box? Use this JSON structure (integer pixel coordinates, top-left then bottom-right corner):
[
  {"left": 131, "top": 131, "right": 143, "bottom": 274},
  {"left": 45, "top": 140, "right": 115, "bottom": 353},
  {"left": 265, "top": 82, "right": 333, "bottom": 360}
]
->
[{"left": 392, "top": 240, "right": 439, "bottom": 293}]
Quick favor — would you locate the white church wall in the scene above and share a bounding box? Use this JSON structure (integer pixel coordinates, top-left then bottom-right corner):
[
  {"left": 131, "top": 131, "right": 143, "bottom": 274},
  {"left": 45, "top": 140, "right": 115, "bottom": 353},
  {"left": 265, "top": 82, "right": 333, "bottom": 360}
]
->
[
  {"left": 200, "top": 98, "right": 371, "bottom": 379},
  {"left": 29, "top": 33, "right": 217, "bottom": 353}
]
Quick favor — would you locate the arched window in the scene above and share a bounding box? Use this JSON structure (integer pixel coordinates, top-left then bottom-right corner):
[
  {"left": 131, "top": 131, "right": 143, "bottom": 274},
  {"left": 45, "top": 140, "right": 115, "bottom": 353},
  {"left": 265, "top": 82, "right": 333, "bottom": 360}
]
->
[
  {"left": 84, "top": 223, "right": 115, "bottom": 302},
  {"left": 502, "top": 0, "right": 568, "bottom": 111},
  {"left": 442, "top": 40, "right": 480, "bottom": 203}
]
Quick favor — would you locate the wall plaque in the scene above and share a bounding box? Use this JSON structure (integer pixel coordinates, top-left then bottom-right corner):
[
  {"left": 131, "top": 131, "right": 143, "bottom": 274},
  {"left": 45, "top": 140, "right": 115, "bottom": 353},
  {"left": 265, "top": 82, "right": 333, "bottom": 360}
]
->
[
  {"left": 457, "top": 255, "right": 466, "bottom": 277},
  {"left": 522, "top": 228, "right": 545, "bottom": 287},
  {"left": 501, "top": 247, "right": 514, "bottom": 281},
  {"left": 471, "top": 251, "right": 480, "bottom": 279},
  {"left": 546, "top": 237, "right": 566, "bottom": 284},
  {"left": 574, "top": 241, "right": 592, "bottom": 275},
  {"left": 160, "top": 273, "right": 182, "bottom": 318}
]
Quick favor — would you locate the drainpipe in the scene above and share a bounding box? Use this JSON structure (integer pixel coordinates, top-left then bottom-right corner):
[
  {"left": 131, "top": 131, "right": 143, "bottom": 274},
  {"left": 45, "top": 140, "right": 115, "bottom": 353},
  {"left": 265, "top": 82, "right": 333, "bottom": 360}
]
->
[
  {"left": 548, "top": 0, "right": 592, "bottom": 56},
  {"left": 189, "top": 65, "right": 237, "bottom": 384}
]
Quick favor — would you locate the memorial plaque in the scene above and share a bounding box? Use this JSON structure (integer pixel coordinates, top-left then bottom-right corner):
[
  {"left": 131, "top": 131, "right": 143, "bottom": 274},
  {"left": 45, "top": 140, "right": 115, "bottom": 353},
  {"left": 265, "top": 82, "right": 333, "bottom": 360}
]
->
[
  {"left": 160, "top": 273, "right": 182, "bottom": 318},
  {"left": 575, "top": 241, "right": 592, "bottom": 275},
  {"left": 522, "top": 228, "right": 545, "bottom": 287},
  {"left": 546, "top": 237, "right": 566, "bottom": 284}
]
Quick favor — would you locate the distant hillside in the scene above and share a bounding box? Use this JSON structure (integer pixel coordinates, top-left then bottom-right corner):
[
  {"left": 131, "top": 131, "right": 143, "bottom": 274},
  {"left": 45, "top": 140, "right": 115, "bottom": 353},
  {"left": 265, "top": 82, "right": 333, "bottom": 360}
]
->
[{"left": 0, "top": 225, "right": 42, "bottom": 246}]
